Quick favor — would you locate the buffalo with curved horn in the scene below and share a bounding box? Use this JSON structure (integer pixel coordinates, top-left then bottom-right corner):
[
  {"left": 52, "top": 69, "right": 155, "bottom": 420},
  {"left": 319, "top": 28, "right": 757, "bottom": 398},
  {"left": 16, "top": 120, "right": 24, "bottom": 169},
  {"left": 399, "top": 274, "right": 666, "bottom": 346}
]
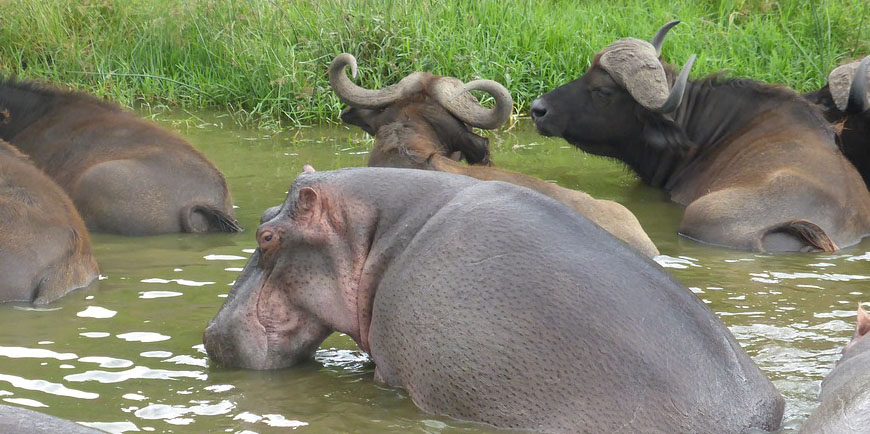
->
[
  {"left": 805, "top": 56, "right": 870, "bottom": 187},
  {"left": 532, "top": 21, "right": 870, "bottom": 252},
  {"left": 331, "top": 54, "right": 659, "bottom": 257}
]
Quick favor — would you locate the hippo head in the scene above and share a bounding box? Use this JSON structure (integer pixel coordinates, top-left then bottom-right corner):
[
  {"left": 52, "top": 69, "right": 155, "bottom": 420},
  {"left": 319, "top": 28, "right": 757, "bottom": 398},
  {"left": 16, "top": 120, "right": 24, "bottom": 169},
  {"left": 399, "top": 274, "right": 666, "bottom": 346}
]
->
[
  {"left": 330, "top": 53, "right": 513, "bottom": 167},
  {"left": 837, "top": 306, "right": 870, "bottom": 366},
  {"left": 531, "top": 21, "right": 696, "bottom": 160},
  {"left": 203, "top": 173, "right": 371, "bottom": 369}
]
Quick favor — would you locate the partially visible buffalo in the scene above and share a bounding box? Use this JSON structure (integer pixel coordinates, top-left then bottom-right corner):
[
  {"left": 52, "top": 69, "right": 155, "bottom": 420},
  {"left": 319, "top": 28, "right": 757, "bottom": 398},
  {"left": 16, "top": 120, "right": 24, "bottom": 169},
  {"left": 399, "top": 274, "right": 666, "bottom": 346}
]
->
[
  {"left": 0, "top": 78, "right": 242, "bottom": 235},
  {"left": 0, "top": 139, "right": 98, "bottom": 303},
  {"left": 531, "top": 21, "right": 870, "bottom": 252},
  {"left": 204, "top": 167, "right": 783, "bottom": 433},
  {"left": 330, "top": 54, "right": 659, "bottom": 257},
  {"left": 804, "top": 57, "right": 870, "bottom": 187}
]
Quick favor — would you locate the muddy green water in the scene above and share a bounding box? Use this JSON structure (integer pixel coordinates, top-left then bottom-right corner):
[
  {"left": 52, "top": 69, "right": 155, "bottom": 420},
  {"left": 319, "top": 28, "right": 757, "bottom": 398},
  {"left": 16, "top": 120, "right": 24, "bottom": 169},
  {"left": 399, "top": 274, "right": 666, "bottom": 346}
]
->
[{"left": 1, "top": 112, "right": 868, "bottom": 433}]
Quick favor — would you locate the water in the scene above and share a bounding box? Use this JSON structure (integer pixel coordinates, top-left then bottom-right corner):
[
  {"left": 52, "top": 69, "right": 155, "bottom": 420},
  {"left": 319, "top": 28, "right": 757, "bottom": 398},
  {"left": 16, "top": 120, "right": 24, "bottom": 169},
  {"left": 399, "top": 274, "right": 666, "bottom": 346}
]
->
[{"left": 1, "top": 112, "right": 868, "bottom": 433}]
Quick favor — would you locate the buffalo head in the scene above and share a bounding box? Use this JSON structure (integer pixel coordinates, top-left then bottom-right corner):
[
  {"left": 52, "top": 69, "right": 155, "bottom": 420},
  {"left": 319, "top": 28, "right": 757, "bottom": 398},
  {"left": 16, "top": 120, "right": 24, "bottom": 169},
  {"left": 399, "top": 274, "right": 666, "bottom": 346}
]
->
[
  {"left": 531, "top": 21, "right": 696, "bottom": 162},
  {"left": 329, "top": 53, "right": 513, "bottom": 167}
]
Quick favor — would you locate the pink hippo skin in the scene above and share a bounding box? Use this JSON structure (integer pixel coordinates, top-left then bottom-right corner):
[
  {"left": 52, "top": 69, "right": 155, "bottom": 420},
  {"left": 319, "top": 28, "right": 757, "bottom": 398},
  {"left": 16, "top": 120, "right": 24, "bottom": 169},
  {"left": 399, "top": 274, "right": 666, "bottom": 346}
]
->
[
  {"left": 801, "top": 306, "right": 870, "bottom": 433},
  {"left": 203, "top": 167, "right": 783, "bottom": 433}
]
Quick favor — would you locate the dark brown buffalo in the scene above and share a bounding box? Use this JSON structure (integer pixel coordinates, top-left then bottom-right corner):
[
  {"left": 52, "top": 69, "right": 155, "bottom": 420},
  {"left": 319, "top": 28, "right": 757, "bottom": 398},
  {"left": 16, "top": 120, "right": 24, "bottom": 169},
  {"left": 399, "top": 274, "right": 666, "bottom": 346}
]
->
[
  {"left": 330, "top": 54, "right": 659, "bottom": 257},
  {"left": 804, "top": 57, "right": 870, "bottom": 187},
  {"left": 0, "top": 78, "right": 241, "bottom": 235},
  {"left": 0, "top": 139, "right": 98, "bottom": 303},
  {"left": 531, "top": 21, "right": 870, "bottom": 252}
]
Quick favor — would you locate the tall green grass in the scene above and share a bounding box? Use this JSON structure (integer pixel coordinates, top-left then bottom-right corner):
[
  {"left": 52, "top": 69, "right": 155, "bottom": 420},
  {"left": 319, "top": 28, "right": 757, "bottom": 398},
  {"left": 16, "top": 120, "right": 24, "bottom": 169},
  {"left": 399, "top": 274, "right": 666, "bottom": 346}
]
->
[{"left": 1, "top": 0, "right": 868, "bottom": 127}]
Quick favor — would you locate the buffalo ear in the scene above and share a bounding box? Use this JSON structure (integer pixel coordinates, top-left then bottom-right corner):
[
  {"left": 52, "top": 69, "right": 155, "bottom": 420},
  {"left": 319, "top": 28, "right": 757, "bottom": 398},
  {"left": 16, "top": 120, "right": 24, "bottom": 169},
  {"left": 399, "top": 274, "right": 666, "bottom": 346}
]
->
[
  {"left": 340, "top": 107, "right": 378, "bottom": 136},
  {"left": 640, "top": 111, "right": 692, "bottom": 153}
]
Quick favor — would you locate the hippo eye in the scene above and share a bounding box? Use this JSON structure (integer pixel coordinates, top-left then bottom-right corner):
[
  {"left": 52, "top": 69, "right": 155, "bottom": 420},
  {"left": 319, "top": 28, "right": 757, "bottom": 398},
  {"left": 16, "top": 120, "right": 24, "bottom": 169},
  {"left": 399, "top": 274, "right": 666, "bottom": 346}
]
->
[{"left": 264, "top": 234, "right": 273, "bottom": 242}]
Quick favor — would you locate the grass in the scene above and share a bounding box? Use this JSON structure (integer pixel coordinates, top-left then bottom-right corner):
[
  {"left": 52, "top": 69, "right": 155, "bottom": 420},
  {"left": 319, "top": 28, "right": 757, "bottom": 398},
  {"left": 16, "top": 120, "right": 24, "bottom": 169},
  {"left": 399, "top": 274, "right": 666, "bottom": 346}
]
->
[{"left": 1, "top": 0, "right": 869, "bottom": 127}]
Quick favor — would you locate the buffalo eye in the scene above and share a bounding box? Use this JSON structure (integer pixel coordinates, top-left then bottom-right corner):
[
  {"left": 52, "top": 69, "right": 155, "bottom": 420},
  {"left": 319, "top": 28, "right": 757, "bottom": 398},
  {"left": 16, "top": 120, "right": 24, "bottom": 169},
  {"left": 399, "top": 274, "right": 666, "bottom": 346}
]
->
[{"left": 591, "top": 87, "right": 614, "bottom": 107}]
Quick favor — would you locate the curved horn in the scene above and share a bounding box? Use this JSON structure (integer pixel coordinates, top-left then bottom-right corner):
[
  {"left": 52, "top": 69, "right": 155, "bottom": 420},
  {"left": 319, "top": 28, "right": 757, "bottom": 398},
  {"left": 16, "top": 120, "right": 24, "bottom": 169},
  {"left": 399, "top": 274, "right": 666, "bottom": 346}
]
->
[
  {"left": 328, "top": 53, "right": 423, "bottom": 109},
  {"left": 436, "top": 79, "right": 513, "bottom": 130},
  {"left": 651, "top": 54, "right": 696, "bottom": 114},
  {"left": 651, "top": 20, "right": 681, "bottom": 56},
  {"left": 846, "top": 56, "right": 870, "bottom": 113}
]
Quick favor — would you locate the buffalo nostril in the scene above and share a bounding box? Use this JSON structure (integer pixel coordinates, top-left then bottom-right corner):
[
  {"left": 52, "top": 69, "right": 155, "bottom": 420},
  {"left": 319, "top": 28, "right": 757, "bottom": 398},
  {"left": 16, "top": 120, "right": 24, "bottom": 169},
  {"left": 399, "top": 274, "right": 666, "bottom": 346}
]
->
[{"left": 531, "top": 99, "right": 548, "bottom": 120}]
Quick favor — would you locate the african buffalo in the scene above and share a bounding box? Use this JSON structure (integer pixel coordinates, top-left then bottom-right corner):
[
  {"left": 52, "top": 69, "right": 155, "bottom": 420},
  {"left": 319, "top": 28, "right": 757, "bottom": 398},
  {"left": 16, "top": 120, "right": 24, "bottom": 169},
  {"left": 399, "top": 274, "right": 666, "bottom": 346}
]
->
[
  {"left": 330, "top": 53, "right": 659, "bottom": 257},
  {"left": 0, "top": 139, "right": 98, "bottom": 303},
  {"left": 804, "top": 57, "right": 870, "bottom": 187},
  {"left": 0, "top": 78, "right": 242, "bottom": 235},
  {"left": 531, "top": 21, "right": 870, "bottom": 252},
  {"left": 204, "top": 167, "right": 783, "bottom": 433}
]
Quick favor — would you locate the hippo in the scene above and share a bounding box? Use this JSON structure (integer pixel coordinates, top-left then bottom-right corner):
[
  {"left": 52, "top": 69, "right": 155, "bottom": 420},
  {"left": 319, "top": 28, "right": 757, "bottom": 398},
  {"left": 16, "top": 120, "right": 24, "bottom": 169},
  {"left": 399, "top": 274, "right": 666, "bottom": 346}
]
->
[
  {"left": 800, "top": 306, "right": 870, "bottom": 433},
  {"left": 0, "top": 139, "right": 99, "bottom": 303},
  {"left": 331, "top": 53, "right": 659, "bottom": 257},
  {"left": 204, "top": 167, "right": 783, "bottom": 433},
  {"left": 0, "top": 77, "right": 242, "bottom": 235},
  {"left": 0, "top": 404, "right": 102, "bottom": 433}
]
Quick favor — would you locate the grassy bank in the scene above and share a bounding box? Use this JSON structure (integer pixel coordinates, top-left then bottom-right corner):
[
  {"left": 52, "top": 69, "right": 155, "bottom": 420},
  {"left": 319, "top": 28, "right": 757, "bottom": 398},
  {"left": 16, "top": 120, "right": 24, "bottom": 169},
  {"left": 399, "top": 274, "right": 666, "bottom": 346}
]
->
[{"left": 1, "top": 0, "right": 868, "bottom": 127}]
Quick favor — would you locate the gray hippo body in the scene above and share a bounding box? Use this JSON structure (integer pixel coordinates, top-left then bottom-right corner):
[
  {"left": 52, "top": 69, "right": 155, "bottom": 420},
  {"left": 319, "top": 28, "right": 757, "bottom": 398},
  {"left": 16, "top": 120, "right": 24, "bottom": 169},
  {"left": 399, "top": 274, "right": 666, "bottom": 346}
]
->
[
  {"left": 204, "top": 167, "right": 783, "bottom": 433},
  {"left": 801, "top": 307, "right": 870, "bottom": 433},
  {"left": 0, "top": 404, "right": 102, "bottom": 433}
]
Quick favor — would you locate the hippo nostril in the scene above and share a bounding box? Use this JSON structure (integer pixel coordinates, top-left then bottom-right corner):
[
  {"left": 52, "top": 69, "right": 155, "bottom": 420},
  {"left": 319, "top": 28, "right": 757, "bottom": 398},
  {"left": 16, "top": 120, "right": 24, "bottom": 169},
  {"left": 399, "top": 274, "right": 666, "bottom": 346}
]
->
[{"left": 530, "top": 99, "right": 548, "bottom": 120}]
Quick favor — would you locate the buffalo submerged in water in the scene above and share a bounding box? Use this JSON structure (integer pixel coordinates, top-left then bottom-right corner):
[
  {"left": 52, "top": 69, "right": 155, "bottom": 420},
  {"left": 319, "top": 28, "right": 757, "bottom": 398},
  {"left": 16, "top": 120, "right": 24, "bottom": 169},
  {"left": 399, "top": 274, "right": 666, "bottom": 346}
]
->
[
  {"left": 204, "top": 167, "right": 783, "bottom": 433},
  {"left": 531, "top": 21, "right": 870, "bottom": 252},
  {"left": 329, "top": 53, "right": 659, "bottom": 257},
  {"left": 0, "top": 78, "right": 242, "bottom": 235},
  {"left": 0, "top": 139, "right": 98, "bottom": 304}
]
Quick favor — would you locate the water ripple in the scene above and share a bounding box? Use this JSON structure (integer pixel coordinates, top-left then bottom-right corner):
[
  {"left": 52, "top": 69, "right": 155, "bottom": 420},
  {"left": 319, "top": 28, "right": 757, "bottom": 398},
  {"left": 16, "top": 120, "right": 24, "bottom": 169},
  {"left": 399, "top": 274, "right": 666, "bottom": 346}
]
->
[
  {"left": 0, "top": 373, "right": 98, "bottom": 399},
  {"left": 0, "top": 346, "right": 77, "bottom": 361},
  {"left": 64, "top": 366, "right": 206, "bottom": 384}
]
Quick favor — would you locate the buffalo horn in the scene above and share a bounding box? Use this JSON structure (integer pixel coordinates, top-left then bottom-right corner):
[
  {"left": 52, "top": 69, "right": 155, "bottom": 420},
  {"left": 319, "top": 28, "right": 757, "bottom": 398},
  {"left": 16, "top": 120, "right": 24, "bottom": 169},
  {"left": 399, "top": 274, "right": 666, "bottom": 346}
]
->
[
  {"left": 651, "top": 54, "right": 696, "bottom": 114},
  {"left": 328, "top": 53, "right": 424, "bottom": 109},
  {"left": 437, "top": 79, "right": 513, "bottom": 130},
  {"left": 651, "top": 20, "right": 681, "bottom": 56},
  {"left": 846, "top": 56, "right": 870, "bottom": 113}
]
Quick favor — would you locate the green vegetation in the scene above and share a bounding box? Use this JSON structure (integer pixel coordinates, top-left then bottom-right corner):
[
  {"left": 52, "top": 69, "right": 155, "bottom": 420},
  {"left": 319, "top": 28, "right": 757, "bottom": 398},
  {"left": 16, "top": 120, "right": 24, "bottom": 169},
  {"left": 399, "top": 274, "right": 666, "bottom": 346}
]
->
[{"left": 1, "top": 0, "right": 868, "bottom": 127}]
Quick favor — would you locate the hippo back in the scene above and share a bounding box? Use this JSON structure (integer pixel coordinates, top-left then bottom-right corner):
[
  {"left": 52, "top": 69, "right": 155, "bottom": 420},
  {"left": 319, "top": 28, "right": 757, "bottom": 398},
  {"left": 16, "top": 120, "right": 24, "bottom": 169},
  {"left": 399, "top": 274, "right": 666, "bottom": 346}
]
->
[{"left": 367, "top": 178, "right": 783, "bottom": 433}]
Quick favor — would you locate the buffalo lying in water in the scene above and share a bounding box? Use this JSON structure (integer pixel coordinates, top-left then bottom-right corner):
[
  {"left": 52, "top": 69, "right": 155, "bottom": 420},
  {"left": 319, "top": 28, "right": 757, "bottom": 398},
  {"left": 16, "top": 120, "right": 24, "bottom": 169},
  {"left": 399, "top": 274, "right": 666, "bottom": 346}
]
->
[
  {"left": 330, "top": 53, "right": 659, "bottom": 257},
  {"left": 531, "top": 21, "right": 870, "bottom": 252},
  {"left": 0, "top": 139, "right": 98, "bottom": 303},
  {"left": 0, "top": 78, "right": 242, "bottom": 235},
  {"left": 204, "top": 167, "right": 783, "bottom": 433},
  {"left": 804, "top": 57, "right": 870, "bottom": 188}
]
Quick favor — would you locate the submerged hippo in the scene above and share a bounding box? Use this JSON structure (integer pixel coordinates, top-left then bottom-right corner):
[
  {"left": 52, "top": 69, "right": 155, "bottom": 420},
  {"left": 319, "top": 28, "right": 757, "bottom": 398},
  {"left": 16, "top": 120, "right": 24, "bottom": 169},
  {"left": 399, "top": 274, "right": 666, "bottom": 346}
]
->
[
  {"left": 0, "top": 140, "right": 98, "bottom": 303},
  {"left": 0, "top": 404, "right": 102, "bottom": 433},
  {"left": 331, "top": 53, "right": 659, "bottom": 257},
  {"left": 800, "top": 306, "right": 870, "bottom": 433},
  {"left": 204, "top": 167, "right": 783, "bottom": 432},
  {"left": 0, "top": 78, "right": 241, "bottom": 235}
]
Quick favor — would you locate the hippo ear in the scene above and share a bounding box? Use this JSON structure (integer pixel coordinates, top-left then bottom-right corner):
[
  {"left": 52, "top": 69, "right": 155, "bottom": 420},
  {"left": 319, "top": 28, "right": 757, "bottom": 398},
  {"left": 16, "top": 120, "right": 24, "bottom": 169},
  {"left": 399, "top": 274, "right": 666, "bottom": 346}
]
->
[
  {"left": 857, "top": 305, "right": 870, "bottom": 337},
  {"left": 297, "top": 187, "right": 321, "bottom": 216},
  {"left": 302, "top": 164, "right": 316, "bottom": 173}
]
